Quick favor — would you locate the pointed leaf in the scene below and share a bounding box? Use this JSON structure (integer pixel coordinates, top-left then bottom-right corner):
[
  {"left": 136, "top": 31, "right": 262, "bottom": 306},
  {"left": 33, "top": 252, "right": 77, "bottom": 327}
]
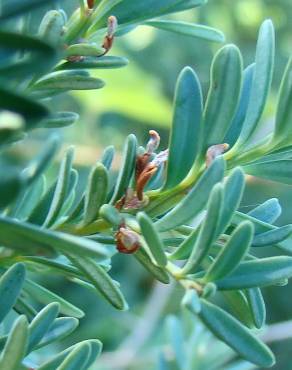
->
[
  {"left": 246, "top": 288, "right": 266, "bottom": 329},
  {"left": 247, "top": 198, "right": 281, "bottom": 224},
  {"left": 200, "top": 45, "right": 242, "bottom": 152},
  {"left": 57, "top": 56, "right": 129, "bottom": 70},
  {"left": 110, "top": 134, "right": 137, "bottom": 204},
  {"left": 145, "top": 21, "right": 224, "bottom": 43},
  {"left": 244, "top": 160, "right": 292, "bottom": 184},
  {"left": 27, "top": 303, "right": 59, "bottom": 352},
  {"left": 252, "top": 225, "right": 292, "bottom": 247},
  {"left": 24, "top": 279, "right": 84, "bottom": 318},
  {"left": 182, "top": 183, "right": 223, "bottom": 274},
  {"left": 216, "top": 256, "right": 292, "bottom": 289},
  {"left": 164, "top": 66, "right": 203, "bottom": 189},
  {"left": 224, "top": 64, "right": 255, "bottom": 146},
  {"left": 84, "top": 163, "right": 108, "bottom": 225},
  {"left": 43, "top": 147, "right": 74, "bottom": 227},
  {"left": 67, "top": 254, "right": 128, "bottom": 310},
  {"left": 204, "top": 221, "right": 253, "bottom": 282},
  {"left": 0, "top": 316, "right": 28, "bottom": 370},
  {"left": 273, "top": 57, "right": 292, "bottom": 146},
  {"left": 0, "top": 263, "right": 26, "bottom": 323},
  {"left": 156, "top": 157, "right": 225, "bottom": 232},
  {"left": 57, "top": 342, "right": 91, "bottom": 370},
  {"left": 134, "top": 248, "right": 170, "bottom": 284},
  {"left": 198, "top": 299, "right": 275, "bottom": 367},
  {"left": 40, "top": 112, "right": 79, "bottom": 128},
  {"left": 235, "top": 20, "right": 275, "bottom": 146},
  {"left": 138, "top": 212, "right": 167, "bottom": 267}
]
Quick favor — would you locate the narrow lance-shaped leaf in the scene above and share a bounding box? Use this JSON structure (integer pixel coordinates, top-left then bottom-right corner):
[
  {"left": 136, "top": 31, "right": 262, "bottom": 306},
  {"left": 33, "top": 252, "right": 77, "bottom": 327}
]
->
[
  {"left": 156, "top": 157, "right": 225, "bottom": 232},
  {"left": 32, "top": 70, "right": 105, "bottom": 91},
  {"left": 138, "top": 212, "right": 167, "bottom": 267},
  {"left": 27, "top": 303, "right": 60, "bottom": 353},
  {"left": 199, "top": 44, "right": 242, "bottom": 154},
  {"left": 163, "top": 66, "right": 203, "bottom": 189},
  {"left": 83, "top": 163, "right": 108, "bottom": 225},
  {"left": 198, "top": 299, "right": 275, "bottom": 367},
  {"left": 0, "top": 216, "right": 110, "bottom": 260},
  {"left": 101, "top": 145, "right": 115, "bottom": 170},
  {"left": 204, "top": 221, "right": 253, "bottom": 282},
  {"left": 57, "top": 342, "right": 91, "bottom": 370},
  {"left": 40, "top": 112, "right": 79, "bottom": 128},
  {"left": 57, "top": 56, "right": 129, "bottom": 71},
  {"left": 67, "top": 254, "right": 128, "bottom": 310},
  {"left": 22, "top": 135, "right": 60, "bottom": 185},
  {"left": 216, "top": 256, "right": 292, "bottom": 290},
  {"left": 245, "top": 288, "right": 266, "bottom": 329},
  {"left": 24, "top": 278, "right": 84, "bottom": 319},
  {"left": 272, "top": 57, "right": 292, "bottom": 147},
  {"left": 243, "top": 160, "right": 292, "bottom": 185},
  {"left": 221, "top": 290, "right": 254, "bottom": 328},
  {"left": 218, "top": 167, "right": 245, "bottom": 234},
  {"left": 224, "top": 64, "right": 255, "bottom": 146},
  {"left": 234, "top": 20, "right": 275, "bottom": 147},
  {"left": 252, "top": 225, "right": 292, "bottom": 247},
  {"left": 247, "top": 198, "right": 281, "bottom": 224},
  {"left": 134, "top": 248, "right": 170, "bottom": 284},
  {"left": 145, "top": 21, "right": 224, "bottom": 43},
  {"left": 0, "top": 263, "right": 26, "bottom": 323},
  {"left": 43, "top": 147, "right": 74, "bottom": 227},
  {"left": 38, "top": 340, "right": 102, "bottom": 370},
  {"left": 0, "top": 316, "right": 28, "bottom": 370},
  {"left": 181, "top": 183, "right": 223, "bottom": 275},
  {"left": 38, "top": 10, "right": 65, "bottom": 47},
  {"left": 35, "top": 317, "right": 79, "bottom": 349},
  {"left": 92, "top": 0, "right": 205, "bottom": 28},
  {"left": 110, "top": 134, "right": 137, "bottom": 204},
  {"left": 170, "top": 227, "right": 200, "bottom": 261}
]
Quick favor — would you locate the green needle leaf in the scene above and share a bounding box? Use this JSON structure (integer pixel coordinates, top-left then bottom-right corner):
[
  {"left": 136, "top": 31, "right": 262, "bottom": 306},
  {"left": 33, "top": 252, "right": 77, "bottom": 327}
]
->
[
  {"left": 163, "top": 66, "right": 203, "bottom": 189},
  {"left": 216, "top": 256, "right": 292, "bottom": 289},
  {"left": 67, "top": 254, "right": 128, "bottom": 310},
  {"left": 244, "top": 160, "right": 292, "bottom": 185},
  {"left": 246, "top": 288, "right": 266, "bottom": 329},
  {"left": 83, "top": 163, "right": 108, "bottom": 225},
  {"left": 272, "top": 57, "right": 292, "bottom": 147},
  {"left": 204, "top": 221, "right": 253, "bottom": 282},
  {"left": 134, "top": 248, "right": 170, "bottom": 284},
  {"left": 57, "top": 342, "right": 91, "bottom": 370},
  {"left": 27, "top": 303, "right": 60, "bottom": 352},
  {"left": 0, "top": 316, "right": 28, "bottom": 370},
  {"left": 43, "top": 147, "right": 74, "bottom": 227},
  {"left": 252, "top": 225, "right": 292, "bottom": 247},
  {"left": 144, "top": 21, "right": 224, "bottom": 42},
  {"left": 24, "top": 279, "right": 84, "bottom": 319},
  {"left": 235, "top": 20, "right": 275, "bottom": 147},
  {"left": 57, "top": 56, "right": 129, "bottom": 70},
  {"left": 0, "top": 263, "right": 26, "bottom": 323},
  {"left": 248, "top": 198, "right": 281, "bottom": 224},
  {"left": 181, "top": 183, "right": 224, "bottom": 274},
  {"left": 110, "top": 134, "right": 137, "bottom": 204},
  {"left": 138, "top": 212, "right": 167, "bottom": 267},
  {"left": 156, "top": 157, "right": 225, "bottom": 232},
  {"left": 200, "top": 44, "right": 242, "bottom": 152},
  {"left": 198, "top": 299, "right": 275, "bottom": 367}
]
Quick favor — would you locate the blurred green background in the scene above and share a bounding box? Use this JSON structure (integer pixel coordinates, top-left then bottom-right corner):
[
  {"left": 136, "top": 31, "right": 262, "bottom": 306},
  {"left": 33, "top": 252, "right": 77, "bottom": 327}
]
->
[{"left": 17, "top": 0, "right": 292, "bottom": 369}]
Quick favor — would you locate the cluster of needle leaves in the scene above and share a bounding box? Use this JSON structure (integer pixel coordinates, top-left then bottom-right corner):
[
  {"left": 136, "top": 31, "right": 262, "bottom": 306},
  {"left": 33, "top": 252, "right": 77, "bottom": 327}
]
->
[{"left": 0, "top": 0, "right": 292, "bottom": 369}]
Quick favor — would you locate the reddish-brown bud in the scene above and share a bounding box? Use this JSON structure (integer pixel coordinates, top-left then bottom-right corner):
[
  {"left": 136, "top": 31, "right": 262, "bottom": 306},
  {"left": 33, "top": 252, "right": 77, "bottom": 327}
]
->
[
  {"left": 116, "top": 227, "right": 141, "bottom": 254},
  {"left": 206, "top": 143, "right": 229, "bottom": 167},
  {"left": 87, "top": 0, "right": 95, "bottom": 9}
]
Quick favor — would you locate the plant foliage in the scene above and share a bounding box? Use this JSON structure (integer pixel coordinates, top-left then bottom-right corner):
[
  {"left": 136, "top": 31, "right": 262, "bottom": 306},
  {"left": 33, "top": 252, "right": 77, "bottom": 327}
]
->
[{"left": 0, "top": 0, "right": 291, "bottom": 369}]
